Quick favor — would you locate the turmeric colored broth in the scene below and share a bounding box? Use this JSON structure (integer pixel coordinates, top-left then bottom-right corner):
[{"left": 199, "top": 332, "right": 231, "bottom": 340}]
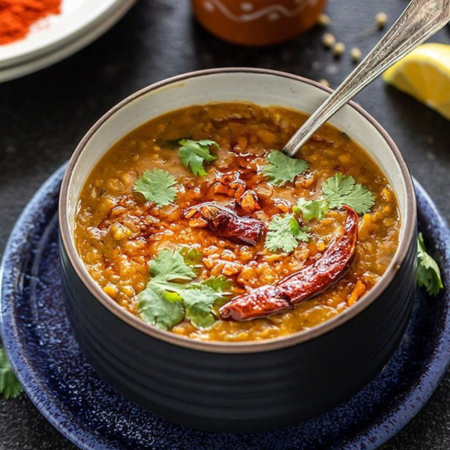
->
[{"left": 75, "top": 103, "right": 400, "bottom": 342}]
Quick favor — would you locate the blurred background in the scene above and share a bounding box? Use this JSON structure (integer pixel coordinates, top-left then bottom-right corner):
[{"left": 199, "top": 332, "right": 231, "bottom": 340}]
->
[{"left": 0, "top": 0, "right": 449, "bottom": 449}]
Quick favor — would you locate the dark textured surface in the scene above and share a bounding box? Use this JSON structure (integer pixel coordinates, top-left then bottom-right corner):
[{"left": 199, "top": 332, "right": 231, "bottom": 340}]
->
[
  {"left": 0, "top": 0, "right": 449, "bottom": 448},
  {"left": 2, "top": 167, "right": 450, "bottom": 450}
]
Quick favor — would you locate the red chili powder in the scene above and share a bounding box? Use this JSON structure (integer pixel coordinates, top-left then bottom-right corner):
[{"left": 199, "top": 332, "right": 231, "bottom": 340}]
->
[{"left": 0, "top": 0, "right": 62, "bottom": 45}]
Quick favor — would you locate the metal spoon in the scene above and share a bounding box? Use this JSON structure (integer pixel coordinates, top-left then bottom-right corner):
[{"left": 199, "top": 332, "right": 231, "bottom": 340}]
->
[{"left": 283, "top": 0, "right": 450, "bottom": 158}]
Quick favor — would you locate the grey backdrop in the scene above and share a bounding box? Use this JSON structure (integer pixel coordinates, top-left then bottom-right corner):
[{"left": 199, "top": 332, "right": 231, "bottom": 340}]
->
[{"left": 1, "top": 0, "right": 449, "bottom": 448}]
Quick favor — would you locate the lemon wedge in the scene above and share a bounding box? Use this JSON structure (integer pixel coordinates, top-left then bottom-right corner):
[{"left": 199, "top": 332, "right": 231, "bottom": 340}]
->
[{"left": 383, "top": 43, "right": 450, "bottom": 120}]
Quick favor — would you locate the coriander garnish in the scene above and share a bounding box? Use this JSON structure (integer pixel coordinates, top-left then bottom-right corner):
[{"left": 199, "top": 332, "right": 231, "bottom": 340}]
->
[
  {"left": 294, "top": 198, "right": 329, "bottom": 221},
  {"left": 417, "top": 232, "right": 443, "bottom": 296},
  {"left": 179, "top": 247, "right": 203, "bottom": 268},
  {"left": 294, "top": 174, "right": 375, "bottom": 222},
  {"left": 137, "top": 249, "right": 231, "bottom": 330},
  {"left": 263, "top": 150, "right": 308, "bottom": 186},
  {"left": 0, "top": 348, "right": 23, "bottom": 400},
  {"left": 265, "top": 214, "right": 310, "bottom": 253},
  {"left": 265, "top": 173, "right": 375, "bottom": 253},
  {"left": 179, "top": 139, "right": 218, "bottom": 176},
  {"left": 322, "top": 173, "right": 375, "bottom": 215},
  {"left": 133, "top": 168, "right": 177, "bottom": 207}
]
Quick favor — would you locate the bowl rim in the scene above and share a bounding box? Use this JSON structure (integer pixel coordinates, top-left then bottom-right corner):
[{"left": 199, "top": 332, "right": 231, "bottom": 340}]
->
[{"left": 59, "top": 67, "right": 417, "bottom": 354}]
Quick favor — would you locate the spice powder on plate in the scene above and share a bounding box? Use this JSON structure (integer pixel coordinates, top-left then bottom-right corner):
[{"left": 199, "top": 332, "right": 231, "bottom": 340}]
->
[{"left": 0, "top": 0, "right": 62, "bottom": 45}]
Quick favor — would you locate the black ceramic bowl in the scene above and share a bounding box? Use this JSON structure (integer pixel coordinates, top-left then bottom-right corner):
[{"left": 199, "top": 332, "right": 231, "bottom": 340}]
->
[{"left": 59, "top": 69, "right": 417, "bottom": 432}]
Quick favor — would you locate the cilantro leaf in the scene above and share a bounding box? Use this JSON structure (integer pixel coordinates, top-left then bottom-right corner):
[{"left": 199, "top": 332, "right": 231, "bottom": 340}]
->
[
  {"left": 184, "top": 275, "right": 232, "bottom": 328},
  {"left": 0, "top": 348, "right": 23, "bottom": 400},
  {"left": 322, "top": 173, "right": 375, "bottom": 214},
  {"left": 265, "top": 214, "right": 310, "bottom": 253},
  {"left": 180, "top": 247, "right": 203, "bottom": 268},
  {"left": 294, "top": 198, "right": 329, "bottom": 221},
  {"left": 137, "top": 249, "right": 232, "bottom": 330},
  {"left": 137, "top": 249, "right": 196, "bottom": 330},
  {"left": 195, "top": 275, "right": 233, "bottom": 320},
  {"left": 138, "top": 288, "right": 185, "bottom": 330},
  {"left": 198, "top": 275, "right": 233, "bottom": 293},
  {"left": 417, "top": 232, "right": 443, "bottom": 296},
  {"left": 263, "top": 150, "right": 308, "bottom": 186},
  {"left": 133, "top": 168, "right": 177, "bottom": 207},
  {"left": 149, "top": 249, "right": 196, "bottom": 281},
  {"left": 179, "top": 139, "right": 218, "bottom": 176},
  {"left": 183, "top": 287, "right": 222, "bottom": 328}
]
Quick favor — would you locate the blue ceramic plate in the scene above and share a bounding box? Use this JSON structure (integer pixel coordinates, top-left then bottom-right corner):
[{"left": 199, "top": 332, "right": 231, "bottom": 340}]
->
[{"left": 1, "top": 165, "right": 450, "bottom": 450}]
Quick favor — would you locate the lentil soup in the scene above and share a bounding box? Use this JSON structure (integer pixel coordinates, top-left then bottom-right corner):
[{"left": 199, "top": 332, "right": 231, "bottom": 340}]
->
[{"left": 74, "top": 103, "right": 400, "bottom": 342}]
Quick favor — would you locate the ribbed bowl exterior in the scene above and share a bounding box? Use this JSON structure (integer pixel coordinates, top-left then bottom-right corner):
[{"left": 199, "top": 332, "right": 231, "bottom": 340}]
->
[{"left": 60, "top": 230, "right": 417, "bottom": 432}]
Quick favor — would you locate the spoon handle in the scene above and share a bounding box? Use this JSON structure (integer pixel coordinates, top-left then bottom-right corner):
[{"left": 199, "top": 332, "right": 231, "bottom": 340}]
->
[{"left": 283, "top": 0, "right": 450, "bottom": 158}]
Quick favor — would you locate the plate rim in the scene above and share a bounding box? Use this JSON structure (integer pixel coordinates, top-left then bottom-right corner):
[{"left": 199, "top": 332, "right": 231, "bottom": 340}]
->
[
  {"left": 0, "top": 0, "right": 136, "bottom": 83},
  {"left": 0, "top": 0, "right": 136, "bottom": 72},
  {"left": 1, "top": 165, "right": 450, "bottom": 450}
]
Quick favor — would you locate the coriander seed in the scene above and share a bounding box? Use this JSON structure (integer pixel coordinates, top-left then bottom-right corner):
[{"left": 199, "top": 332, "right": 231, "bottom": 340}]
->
[
  {"left": 375, "top": 12, "right": 388, "bottom": 29},
  {"left": 317, "top": 13, "right": 331, "bottom": 27},
  {"left": 332, "top": 42, "right": 346, "bottom": 58},
  {"left": 351, "top": 47, "right": 362, "bottom": 63},
  {"left": 322, "top": 32, "right": 336, "bottom": 49}
]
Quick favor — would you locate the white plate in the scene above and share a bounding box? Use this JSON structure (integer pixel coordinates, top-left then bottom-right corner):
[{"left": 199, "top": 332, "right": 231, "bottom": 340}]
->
[{"left": 0, "top": 0, "right": 136, "bottom": 73}]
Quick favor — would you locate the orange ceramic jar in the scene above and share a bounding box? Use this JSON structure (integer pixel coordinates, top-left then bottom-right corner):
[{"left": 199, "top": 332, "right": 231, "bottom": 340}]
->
[{"left": 191, "top": 0, "right": 328, "bottom": 46}]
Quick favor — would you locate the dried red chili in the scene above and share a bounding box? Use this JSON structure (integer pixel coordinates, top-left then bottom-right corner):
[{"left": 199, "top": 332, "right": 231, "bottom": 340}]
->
[
  {"left": 184, "top": 202, "right": 263, "bottom": 245},
  {"left": 220, "top": 206, "right": 359, "bottom": 321}
]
